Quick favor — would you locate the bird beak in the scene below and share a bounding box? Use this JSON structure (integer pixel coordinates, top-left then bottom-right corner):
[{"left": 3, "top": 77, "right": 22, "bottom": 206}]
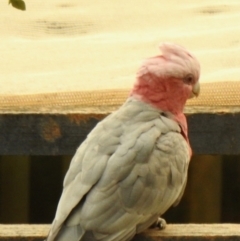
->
[{"left": 189, "top": 82, "right": 200, "bottom": 98}]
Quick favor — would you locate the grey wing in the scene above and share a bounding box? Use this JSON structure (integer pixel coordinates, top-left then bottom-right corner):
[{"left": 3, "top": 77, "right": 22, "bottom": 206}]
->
[
  {"left": 46, "top": 114, "right": 124, "bottom": 241},
  {"left": 173, "top": 175, "right": 187, "bottom": 207},
  {"left": 121, "top": 130, "right": 190, "bottom": 234},
  {"left": 46, "top": 98, "right": 153, "bottom": 241},
  {"left": 73, "top": 120, "right": 190, "bottom": 241},
  {"left": 149, "top": 131, "right": 190, "bottom": 215}
]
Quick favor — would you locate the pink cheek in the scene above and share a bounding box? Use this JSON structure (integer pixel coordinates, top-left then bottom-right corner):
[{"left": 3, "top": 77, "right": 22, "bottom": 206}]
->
[{"left": 185, "top": 85, "right": 193, "bottom": 98}]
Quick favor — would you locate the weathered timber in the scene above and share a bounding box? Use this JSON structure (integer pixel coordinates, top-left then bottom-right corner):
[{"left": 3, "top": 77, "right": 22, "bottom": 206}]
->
[
  {"left": 167, "top": 156, "right": 223, "bottom": 223},
  {"left": 0, "top": 224, "right": 240, "bottom": 241},
  {"left": 222, "top": 156, "right": 240, "bottom": 222},
  {"left": 0, "top": 156, "right": 30, "bottom": 223},
  {"left": 0, "top": 113, "right": 240, "bottom": 155},
  {"left": 0, "top": 114, "right": 102, "bottom": 155},
  {"left": 29, "top": 156, "right": 63, "bottom": 223}
]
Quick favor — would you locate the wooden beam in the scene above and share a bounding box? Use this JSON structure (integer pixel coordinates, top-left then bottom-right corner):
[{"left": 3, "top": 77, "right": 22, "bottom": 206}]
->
[
  {"left": 0, "top": 113, "right": 240, "bottom": 155},
  {"left": 0, "top": 84, "right": 240, "bottom": 155},
  {"left": 29, "top": 156, "right": 63, "bottom": 223},
  {"left": 222, "top": 156, "right": 240, "bottom": 222},
  {"left": 0, "top": 156, "right": 30, "bottom": 223},
  {"left": 0, "top": 224, "right": 240, "bottom": 241},
  {"left": 186, "top": 155, "right": 222, "bottom": 222}
]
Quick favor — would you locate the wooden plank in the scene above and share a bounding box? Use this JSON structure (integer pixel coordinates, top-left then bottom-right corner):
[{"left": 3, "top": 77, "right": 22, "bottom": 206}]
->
[
  {"left": 187, "top": 113, "right": 240, "bottom": 155},
  {"left": 29, "top": 156, "right": 63, "bottom": 223},
  {"left": 222, "top": 156, "right": 240, "bottom": 222},
  {"left": 0, "top": 114, "right": 101, "bottom": 155},
  {"left": 0, "top": 113, "right": 240, "bottom": 155},
  {"left": 0, "top": 156, "right": 30, "bottom": 223},
  {"left": 0, "top": 224, "right": 240, "bottom": 241},
  {"left": 186, "top": 155, "right": 222, "bottom": 222}
]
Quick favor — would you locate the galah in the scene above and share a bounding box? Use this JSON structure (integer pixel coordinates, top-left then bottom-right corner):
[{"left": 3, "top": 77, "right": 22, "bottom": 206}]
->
[{"left": 46, "top": 43, "right": 200, "bottom": 241}]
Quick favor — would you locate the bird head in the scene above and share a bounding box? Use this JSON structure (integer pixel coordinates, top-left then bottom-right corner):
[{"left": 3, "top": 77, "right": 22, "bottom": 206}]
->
[{"left": 131, "top": 43, "right": 201, "bottom": 113}]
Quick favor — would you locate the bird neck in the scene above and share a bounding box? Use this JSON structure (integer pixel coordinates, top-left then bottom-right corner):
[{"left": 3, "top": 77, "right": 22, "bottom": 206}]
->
[
  {"left": 130, "top": 78, "right": 189, "bottom": 115},
  {"left": 130, "top": 78, "right": 192, "bottom": 155}
]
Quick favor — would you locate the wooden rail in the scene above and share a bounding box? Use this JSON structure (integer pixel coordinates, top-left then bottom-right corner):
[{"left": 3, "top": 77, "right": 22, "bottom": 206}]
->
[
  {"left": 0, "top": 112, "right": 240, "bottom": 155},
  {"left": 1, "top": 224, "right": 240, "bottom": 241},
  {"left": 1, "top": 83, "right": 240, "bottom": 155}
]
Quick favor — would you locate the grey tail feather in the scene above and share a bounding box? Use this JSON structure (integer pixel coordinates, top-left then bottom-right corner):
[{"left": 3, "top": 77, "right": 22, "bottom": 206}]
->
[
  {"left": 81, "top": 231, "right": 99, "bottom": 241},
  {"left": 53, "top": 224, "right": 85, "bottom": 241},
  {"left": 81, "top": 229, "right": 136, "bottom": 241}
]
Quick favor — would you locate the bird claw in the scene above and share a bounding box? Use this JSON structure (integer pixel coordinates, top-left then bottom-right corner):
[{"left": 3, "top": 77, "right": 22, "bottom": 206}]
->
[{"left": 150, "top": 217, "right": 167, "bottom": 230}]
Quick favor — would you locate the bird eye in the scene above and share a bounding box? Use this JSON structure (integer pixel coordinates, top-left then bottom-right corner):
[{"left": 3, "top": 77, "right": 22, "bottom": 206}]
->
[{"left": 183, "top": 74, "right": 194, "bottom": 85}]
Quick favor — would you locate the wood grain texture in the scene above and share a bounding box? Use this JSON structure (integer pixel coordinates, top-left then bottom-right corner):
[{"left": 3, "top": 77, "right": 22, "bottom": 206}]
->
[
  {"left": 186, "top": 156, "right": 222, "bottom": 223},
  {"left": 222, "top": 156, "right": 240, "bottom": 222},
  {"left": 0, "top": 156, "right": 30, "bottom": 223},
  {"left": 0, "top": 224, "right": 240, "bottom": 241}
]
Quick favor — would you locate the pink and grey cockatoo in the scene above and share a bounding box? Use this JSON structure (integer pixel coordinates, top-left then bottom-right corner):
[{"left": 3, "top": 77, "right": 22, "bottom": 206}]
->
[{"left": 46, "top": 43, "right": 200, "bottom": 241}]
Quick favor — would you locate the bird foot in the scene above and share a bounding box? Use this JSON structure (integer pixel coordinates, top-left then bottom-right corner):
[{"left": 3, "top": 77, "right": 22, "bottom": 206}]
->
[{"left": 150, "top": 217, "right": 167, "bottom": 230}]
